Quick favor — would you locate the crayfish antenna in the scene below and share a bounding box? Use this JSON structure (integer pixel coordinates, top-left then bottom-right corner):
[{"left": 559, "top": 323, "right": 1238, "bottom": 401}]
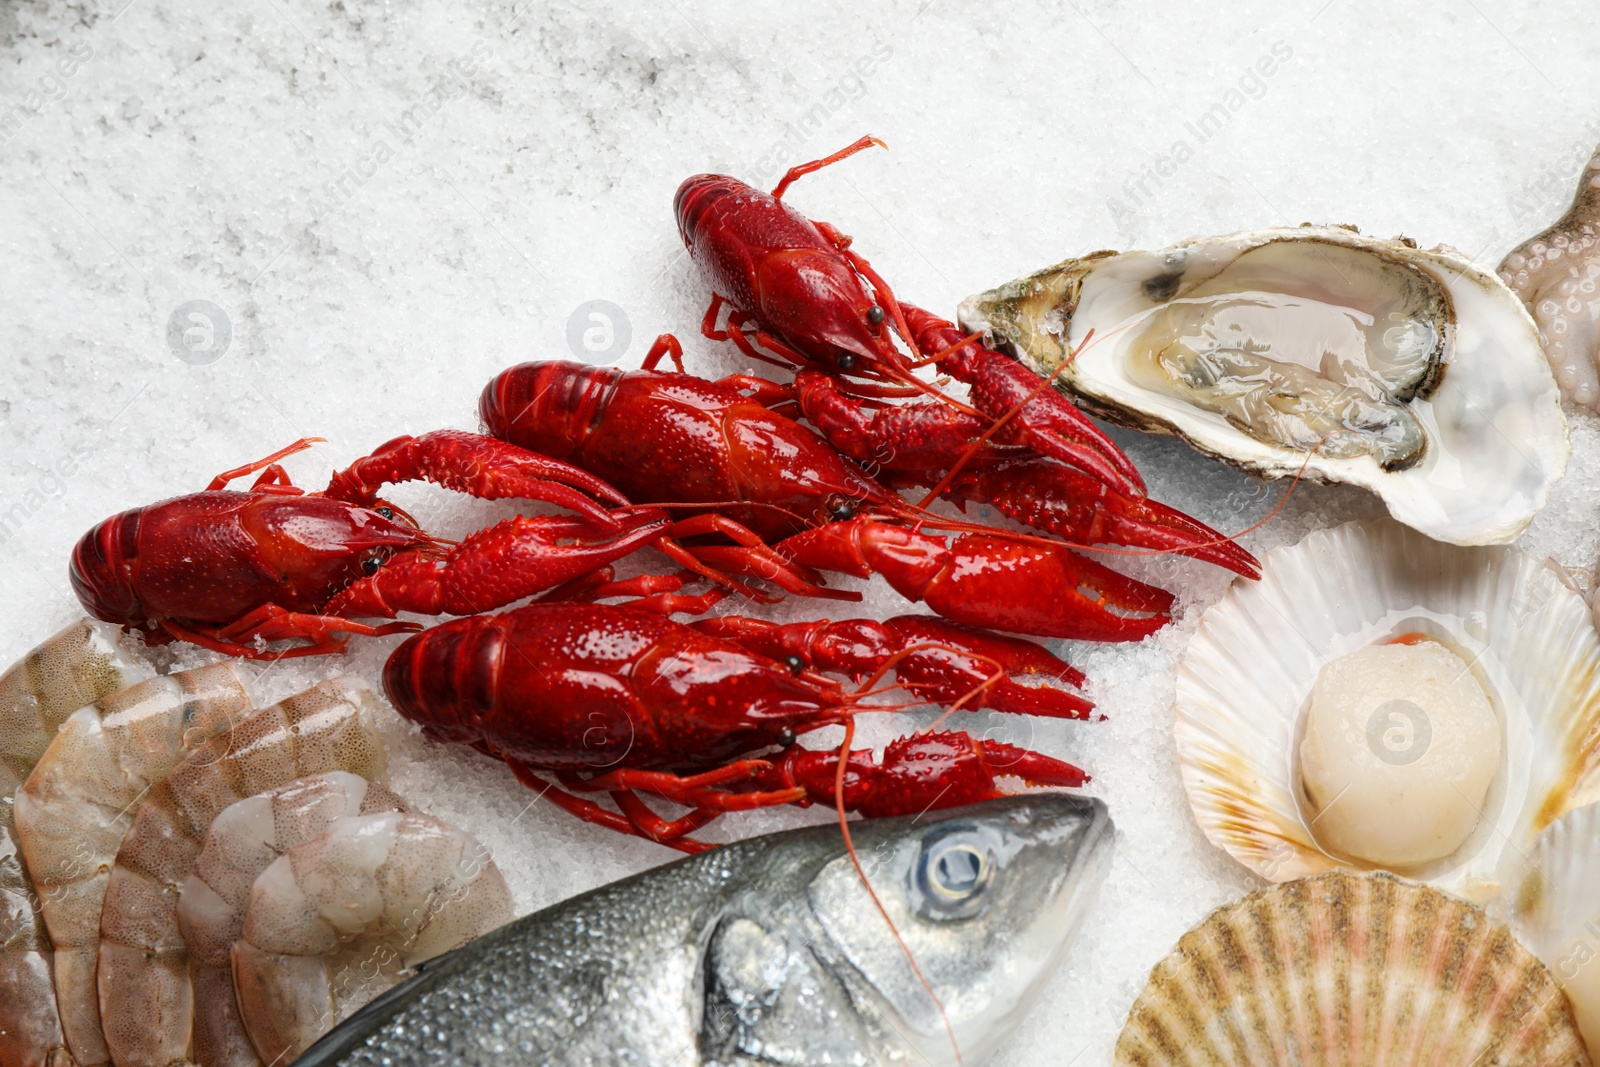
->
[{"left": 830, "top": 718, "right": 964, "bottom": 1065}]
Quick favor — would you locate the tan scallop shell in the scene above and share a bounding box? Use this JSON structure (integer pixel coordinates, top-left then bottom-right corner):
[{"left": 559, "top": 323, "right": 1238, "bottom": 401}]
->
[
  {"left": 1116, "top": 870, "right": 1589, "bottom": 1066},
  {"left": 1509, "top": 801, "right": 1600, "bottom": 1058},
  {"left": 1176, "top": 519, "right": 1600, "bottom": 902}
]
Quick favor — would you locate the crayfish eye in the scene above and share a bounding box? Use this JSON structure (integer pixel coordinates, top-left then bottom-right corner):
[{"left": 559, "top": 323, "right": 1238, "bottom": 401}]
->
[
  {"left": 776, "top": 727, "right": 797, "bottom": 747},
  {"left": 836, "top": 353, "right": 857, "bottom": 372},
  {"left": 782, "top": 654, "right": 805, "bottom": 676},
  {"left": 375, "top": 506, "right": 394, "bottom": 520},
  {"left": 828, "top": 498, "right": 857, "bottom": 522},
  {"left": 360, "top": 555, "right": 383, "bottom": 576},
  {"left": 866, "top": 304, "right": 885, "bottom": 326}
]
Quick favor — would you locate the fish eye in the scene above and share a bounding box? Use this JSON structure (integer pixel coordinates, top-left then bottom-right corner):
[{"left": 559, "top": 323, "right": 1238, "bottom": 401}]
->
[
  {"left": 917, "top": 831, "right": 996, "bottom": 919},
  {"left": 866, "top": 304, "right": 886, "bottom": 326}
]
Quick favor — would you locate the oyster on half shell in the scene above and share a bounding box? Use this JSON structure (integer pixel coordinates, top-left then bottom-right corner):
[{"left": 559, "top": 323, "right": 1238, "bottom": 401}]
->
[{"left": 959, "top": 226, "right": 1570, "bottom": 545}]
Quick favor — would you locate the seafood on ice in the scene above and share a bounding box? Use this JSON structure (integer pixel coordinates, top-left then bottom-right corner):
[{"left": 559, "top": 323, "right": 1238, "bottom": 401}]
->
[
  {"left": 96, "top": 676, "right": 390, "bottom": 1067},
  {"left": 231, "top": 810, "right": 512, "bottom": 1064},
  {"left": 1116, "top": 870, "right": 1588, "bottom": 1065},
  {"left": 13, "top": 663, "right": 252, "bottom": 1066},
  {"left": 383, "top": 601, "right": 1094, "bottom": 849},
  {"left": 1508, "top": 800, "right": 1600, "bottom": 1060},
  {"left": 1173, "top": 520, "right": 1600, "bottom": 902},
  {"left": 291, "top": 795, "right": 1110, "bottom": 1067},
  {"left": 179, "top": 772, "right": 408, "bottom": 1067},
  {"left": 960, "top": 225, "right": 1570, "bottom": 545},
  {"left": 1500, "top": 144, "right": 1600, "bottom": 410},
  {"left": 0, "top": 620, "right": 153, "bottom": 1067}
]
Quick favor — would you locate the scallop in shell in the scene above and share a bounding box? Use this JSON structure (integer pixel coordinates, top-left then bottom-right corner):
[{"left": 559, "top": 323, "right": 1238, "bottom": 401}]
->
[
  {"left": 1175, "top": 519, "right": 1600, "bottom": 902},
  {"left": 959, "top": 226, "right": 1569, "bottom": 545},
  {"left": 1116, "top": 870, "right": 1589, "bottom": 1066},
  {"left": 1510, "top": 801, "right": 1600, "bottom": 1059}
]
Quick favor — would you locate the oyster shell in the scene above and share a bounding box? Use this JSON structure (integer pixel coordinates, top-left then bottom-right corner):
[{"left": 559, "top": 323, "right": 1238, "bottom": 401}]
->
[
  {"left": 1174, "top": 520, "right": 1600, "bottom": 902},
  {"left": 1116, "top": 870, "right": 1590, "bottom": 1066},
  {"left": 960, "top": 226, "right": 1569, "bottom": 546},
  {"left": 1500, "top": 143, "right": 1600, "bottom": 411}
]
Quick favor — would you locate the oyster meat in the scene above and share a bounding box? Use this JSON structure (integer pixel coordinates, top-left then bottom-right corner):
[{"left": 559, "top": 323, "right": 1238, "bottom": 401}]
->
[{"left": 961, "top": 226, "right": 1569, "bottom": 545}]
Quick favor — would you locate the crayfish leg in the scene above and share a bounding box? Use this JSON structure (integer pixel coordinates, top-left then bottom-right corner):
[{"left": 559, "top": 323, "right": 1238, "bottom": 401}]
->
[
  {"left": 609, "top": 791, "right": 722, "bottom": 844},
  {"left": 769, "top": 134, "right": 886, "bottom": 200},
  {"left": 642, "top": 333, "right": 686, "bottom": 373},
  {"left": 161, "top": 608, "right": 418, "bottom": 660},
  {"left": 502, "top": 762, "right": 716, "bottom": 855},
  {"left": 204, "top": 438, "right": 322, "bottom": 492}
]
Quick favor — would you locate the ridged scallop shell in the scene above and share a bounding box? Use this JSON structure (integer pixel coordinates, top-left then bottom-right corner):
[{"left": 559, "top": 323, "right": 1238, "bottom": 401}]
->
[
  {"left": 1510, "top": 801, "right": 1600, "bottom": 1057},
  {"left": 1176, "top": 519, "right": 1600, "bottom": 901},
  {"left": 1116, "top": 871, "right": 1590, "bottom": 1066}
]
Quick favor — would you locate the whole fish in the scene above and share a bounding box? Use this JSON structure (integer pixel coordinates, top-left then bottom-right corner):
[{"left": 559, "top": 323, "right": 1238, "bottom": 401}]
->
[{"left": 295, "top": 795, "right": 1111, "bottom": 1066}]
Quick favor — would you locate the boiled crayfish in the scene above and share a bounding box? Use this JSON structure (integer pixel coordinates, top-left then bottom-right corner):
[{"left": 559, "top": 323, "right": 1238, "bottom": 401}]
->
[
  {"left": 68, "top": 430, "right": 783, "bottom": 658},
  {"left": 673, "top": 135, "right": 1156, "bottom": 496},
  {"left": 483, "top": 358, "right": 1213, "bottom": 640},
  {"left": 670, "top": 138, "right": 1259, "bottom": 568},
  {"left": 383, "top": 601, "right": 1092, "bottom": 850}
]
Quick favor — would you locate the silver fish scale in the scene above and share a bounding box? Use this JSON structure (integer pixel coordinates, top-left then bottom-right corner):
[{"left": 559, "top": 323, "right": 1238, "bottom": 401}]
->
[
  {"left": 295, "top": 796, "right": 1110, "bottom": 1067},
  {"left": 303, "top": 841, "right": 810, "bottom": 1066}
]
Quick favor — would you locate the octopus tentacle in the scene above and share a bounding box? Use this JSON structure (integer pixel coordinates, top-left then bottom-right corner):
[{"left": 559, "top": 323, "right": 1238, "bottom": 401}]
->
[{"left": 1500, "top": 144, "right": 1600, "bottom": 410}]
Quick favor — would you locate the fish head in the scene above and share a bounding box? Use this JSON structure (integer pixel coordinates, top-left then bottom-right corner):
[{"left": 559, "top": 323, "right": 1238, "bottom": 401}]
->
[{"left": 805, "top": 794, "right": 1112, "bottom": 1064}]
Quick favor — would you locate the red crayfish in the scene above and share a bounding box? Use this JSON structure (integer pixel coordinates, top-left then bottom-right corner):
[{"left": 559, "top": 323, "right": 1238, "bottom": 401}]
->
[
  {"left": 383, "top": 600, "right": 1092, "bottom": 851},
  {"left": 67, "top": 430, "right": 776, "bottom": 658},
  {"left": 481, "top": 357, "right": 1223, "bottom": 641},
  {"left": 673, "top": 135, "right": 1153, "bottom": 498}
]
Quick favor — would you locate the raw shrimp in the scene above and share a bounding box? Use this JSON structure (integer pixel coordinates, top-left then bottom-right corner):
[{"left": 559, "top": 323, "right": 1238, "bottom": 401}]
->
[
  {"left": 0, "top": 618, "right": 150, "bottom": 793},
  {"left": 13, "top": 663, "right": 252, "bottom": 1067},
  {"left": 0, "top": 619, "right": 150, "bottom": 1067},
  {"left": 178, "top": 772, "right": 406, "bottom": 1067},
  {"left": 0, "top": 805, "right": 67, "bottom": 1067},
  {"left": 231, "top": 811, "right": 513, "bottom": 1065},
  {"left": 95, "top": 678, "right": 389, "bottom": 1067},
  {"left": 167, "top": 772, "right": 405, "bottom": 1067}
]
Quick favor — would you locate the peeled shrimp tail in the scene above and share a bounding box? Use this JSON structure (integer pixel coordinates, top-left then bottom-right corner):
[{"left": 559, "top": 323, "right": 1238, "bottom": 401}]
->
[
  {"left": 175, "top": 771, "right": 406, "bottom": 1067},
  {"left": 14, "top": 663, "right": 251, "bottom": 1067},
  {"left": 231, "top": 812, "right": 513, "bottom": 1065},
  {"left": 95, "top": 679, "right": 389, "bottom": 1067}
]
